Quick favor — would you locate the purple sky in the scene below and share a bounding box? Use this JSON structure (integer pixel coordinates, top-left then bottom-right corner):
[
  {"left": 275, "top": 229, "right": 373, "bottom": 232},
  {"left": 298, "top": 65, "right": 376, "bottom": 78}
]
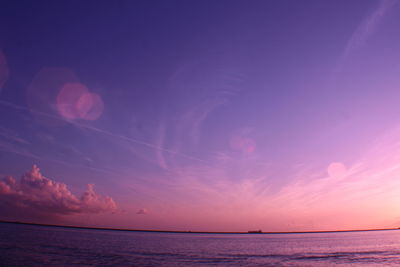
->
[{"left": 1, "top": 0, "right": 400, "bottom": 231}]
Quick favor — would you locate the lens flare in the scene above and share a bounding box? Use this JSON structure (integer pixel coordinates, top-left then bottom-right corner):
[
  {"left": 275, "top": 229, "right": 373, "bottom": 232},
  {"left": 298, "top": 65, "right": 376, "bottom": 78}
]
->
[
  {"left": 230, "top": 136, "right": 256, "bottom": 154},
  {"left": 57, "top": 83, "right": 104, "bottom": 121},
  {"left": 27, "top": 67, "right": 79, "bottom": 126},
  {"left": 56, "top": 83, "right": 89, "bottom": 120},
  {"left": 76, "top": 92, "right": 104, "bottom": 120}
]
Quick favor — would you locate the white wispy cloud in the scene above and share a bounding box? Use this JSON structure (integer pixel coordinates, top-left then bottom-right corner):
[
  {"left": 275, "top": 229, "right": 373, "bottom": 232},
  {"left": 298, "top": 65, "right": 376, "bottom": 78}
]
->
[
  {"left": 344, "top": 0, "right": 397, "bottom": 58},
  {"left": 0, "top": 100, "right": 210, "bottom": 166},
  {"left": 143, "top": 125, "right": 400, "bottom": 231}
]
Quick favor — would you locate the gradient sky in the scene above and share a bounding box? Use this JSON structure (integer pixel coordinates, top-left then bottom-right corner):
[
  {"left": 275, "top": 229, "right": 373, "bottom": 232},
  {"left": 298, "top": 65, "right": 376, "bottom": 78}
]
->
[{"left": 1, "top": 0, "right": 400, "bottom": 231}]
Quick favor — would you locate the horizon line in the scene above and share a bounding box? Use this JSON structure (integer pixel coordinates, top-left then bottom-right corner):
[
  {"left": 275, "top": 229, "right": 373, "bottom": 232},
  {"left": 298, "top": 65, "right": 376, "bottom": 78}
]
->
[{"left": 1, "top": 220, "right": 399, "bottom": 235}]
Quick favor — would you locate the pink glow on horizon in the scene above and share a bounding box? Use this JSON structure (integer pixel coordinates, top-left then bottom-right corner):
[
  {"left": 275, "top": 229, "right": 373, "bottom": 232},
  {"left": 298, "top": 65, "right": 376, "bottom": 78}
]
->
[{"left": 100, "top": 127, "right": 400, "bottom": 232}]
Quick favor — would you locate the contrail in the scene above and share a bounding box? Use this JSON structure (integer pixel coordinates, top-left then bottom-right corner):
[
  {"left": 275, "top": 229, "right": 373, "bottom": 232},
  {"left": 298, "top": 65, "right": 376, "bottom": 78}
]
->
[{"left": 0, "top": 100, "right": 211, "bottom": 166}]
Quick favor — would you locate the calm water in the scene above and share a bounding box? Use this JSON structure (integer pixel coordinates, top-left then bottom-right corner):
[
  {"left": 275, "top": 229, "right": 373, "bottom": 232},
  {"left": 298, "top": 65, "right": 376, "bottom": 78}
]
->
[{"left": 1, "top": 223, "right": 400, "bottom": 266}]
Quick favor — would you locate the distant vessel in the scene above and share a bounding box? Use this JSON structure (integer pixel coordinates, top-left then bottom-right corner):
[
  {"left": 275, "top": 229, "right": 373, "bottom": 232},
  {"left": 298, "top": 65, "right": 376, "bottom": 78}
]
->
[{"left": 248, "top": 230, "right": 262, "bottom": 233}]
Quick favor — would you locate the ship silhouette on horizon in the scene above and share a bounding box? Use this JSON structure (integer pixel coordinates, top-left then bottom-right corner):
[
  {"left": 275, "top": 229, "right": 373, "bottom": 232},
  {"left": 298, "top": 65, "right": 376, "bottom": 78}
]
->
[{"left": 248, "top": 230, "right": 262, "bottom": 233}]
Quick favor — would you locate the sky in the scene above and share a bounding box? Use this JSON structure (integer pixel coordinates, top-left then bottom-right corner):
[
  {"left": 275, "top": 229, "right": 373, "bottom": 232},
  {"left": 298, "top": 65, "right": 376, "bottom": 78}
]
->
[{"left": 1, "top": 0, "right": 400, "bottom": 232}]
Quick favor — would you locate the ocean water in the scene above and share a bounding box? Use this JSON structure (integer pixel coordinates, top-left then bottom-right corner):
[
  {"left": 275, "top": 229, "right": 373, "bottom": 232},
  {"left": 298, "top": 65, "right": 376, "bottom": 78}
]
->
[{"left": 1, "top": 223, "right": 400, "bottom": 266}]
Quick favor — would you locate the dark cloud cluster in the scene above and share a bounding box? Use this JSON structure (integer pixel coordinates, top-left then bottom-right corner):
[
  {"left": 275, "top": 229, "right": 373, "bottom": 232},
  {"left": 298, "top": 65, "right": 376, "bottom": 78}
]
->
[
  {"left": 0, "top": 165, "right": 116, "bottom": 220},
  {"left": 137, "top": 208, "right": 147, "bottom": 215}
]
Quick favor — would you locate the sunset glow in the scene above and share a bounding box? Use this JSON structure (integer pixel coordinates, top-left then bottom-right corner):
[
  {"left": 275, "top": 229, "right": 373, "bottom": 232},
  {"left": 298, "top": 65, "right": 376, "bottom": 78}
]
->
[{"left": 1, "top": 0, "right": 400, "bottom": 233}]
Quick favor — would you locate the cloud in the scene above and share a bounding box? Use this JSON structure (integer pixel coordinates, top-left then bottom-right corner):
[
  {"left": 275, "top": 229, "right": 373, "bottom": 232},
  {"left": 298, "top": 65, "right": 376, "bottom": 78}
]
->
[
  {"left": 137, "top": 208, "right": 147, "bottom": 215},
  {"left": 166, "top": 64, "right": 245, "bottom": 168},
  {"left": 344, "top": 0, "right": 397, "bottom": 58},
  {"left": 154, "top": 121, "right": 168, "bottom": 169},
  {"left": 150, "top": 125, "right": 400, "bottom": 231},
  {"left": 331, "top": 0, "right": 397, "bottom": 79},
  {"left": 0, "top": 99, "right": 212, "bottom": 178},
  {"left": 0, "top": 165, "right": 116, "bottom": 220}
]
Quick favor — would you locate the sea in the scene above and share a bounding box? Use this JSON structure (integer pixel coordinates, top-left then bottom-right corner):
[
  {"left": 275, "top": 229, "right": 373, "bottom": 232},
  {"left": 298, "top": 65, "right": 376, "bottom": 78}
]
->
[{"left": 1, "top": 222, "right": 400, "bottom": 266}]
